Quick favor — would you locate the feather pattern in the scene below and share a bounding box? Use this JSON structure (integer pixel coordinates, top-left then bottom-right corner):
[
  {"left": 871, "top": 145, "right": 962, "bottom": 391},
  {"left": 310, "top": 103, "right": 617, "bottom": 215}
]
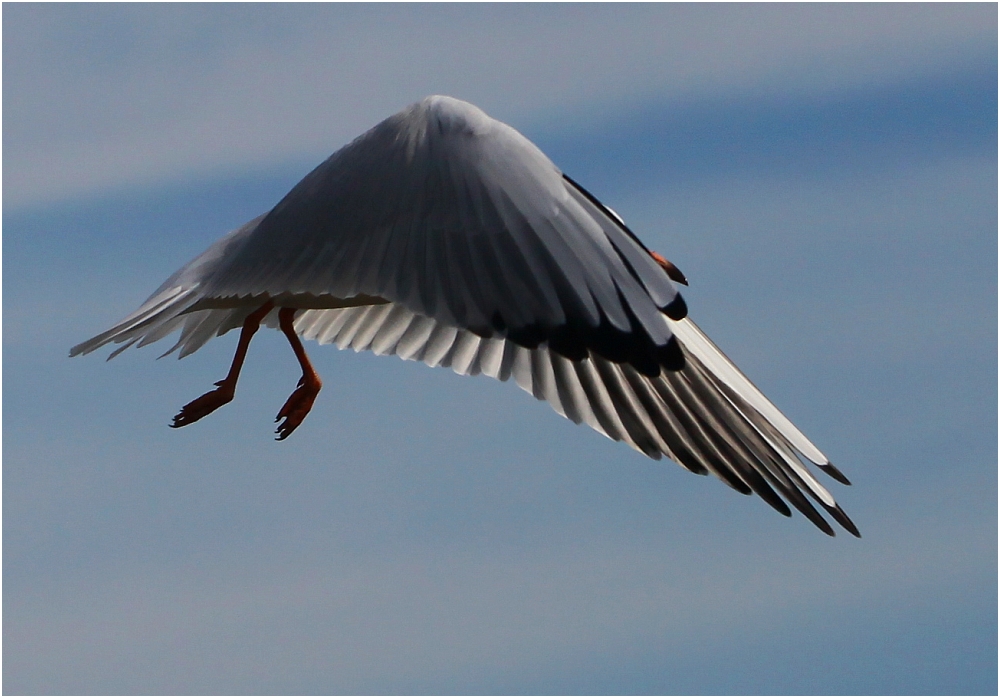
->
[
  {"left": 70, "top": 95, "right": 854, "bottom": 536},
  {"left": 290, "top": 304, "right": 857, "bottom": 536},
  {"left": 196, "top": 97, "right": 683, "bottom": 371}
]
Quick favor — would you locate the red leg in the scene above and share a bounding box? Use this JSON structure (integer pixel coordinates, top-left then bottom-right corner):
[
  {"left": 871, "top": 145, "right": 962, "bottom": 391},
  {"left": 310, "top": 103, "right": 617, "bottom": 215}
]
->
[
  {"left": 170, "top": 301, "right": 275, "bottom": 428},
  {"left": 274, "top": 307, "right": 323, "bottom": 440}
]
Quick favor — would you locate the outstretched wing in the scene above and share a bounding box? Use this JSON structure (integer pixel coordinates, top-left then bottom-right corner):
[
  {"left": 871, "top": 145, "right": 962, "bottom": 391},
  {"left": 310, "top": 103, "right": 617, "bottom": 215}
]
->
[
  {"left": 199, "top": 96, "right": 687, "bottom": 375},
  {"left": 69, "top": 216, "right": 266, "bottom": 360},
  {"left": 69, "top": 95, "right": 854, "bottom": 535},
  {"left": 289, "top": 303, "right": 858, "bottom": 537}
]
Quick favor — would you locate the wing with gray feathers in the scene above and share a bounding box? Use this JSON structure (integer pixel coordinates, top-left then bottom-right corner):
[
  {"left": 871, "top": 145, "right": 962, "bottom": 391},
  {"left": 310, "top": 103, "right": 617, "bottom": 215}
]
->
[
  {"left": 69, "top": 95, "right": 853, "bottom": 535},
  {"left": 69, "top": 216, "right": 266, "bottom": 359},
  {"left": 199, "top": 96, "right": 687, "bottom": 375},
  {"left": 288, "top": 303, "right": 858, "bottom": 537}
]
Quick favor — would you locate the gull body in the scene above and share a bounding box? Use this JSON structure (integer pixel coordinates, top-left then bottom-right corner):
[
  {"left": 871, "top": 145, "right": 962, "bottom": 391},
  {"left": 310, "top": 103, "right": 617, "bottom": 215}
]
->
[{"left": 72, "top": 95, "right": 858, "bottom": 536}]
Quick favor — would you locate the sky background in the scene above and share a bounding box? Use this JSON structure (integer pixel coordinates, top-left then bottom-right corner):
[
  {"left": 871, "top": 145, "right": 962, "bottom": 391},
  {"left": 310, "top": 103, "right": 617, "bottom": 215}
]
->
[{"left": 3, "top": 4, "right": 997, "bottom": 695}]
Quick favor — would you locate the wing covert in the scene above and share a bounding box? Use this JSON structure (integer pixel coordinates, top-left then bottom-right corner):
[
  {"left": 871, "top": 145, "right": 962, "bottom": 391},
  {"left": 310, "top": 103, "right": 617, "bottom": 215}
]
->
[{"left": 200, "top": 96, "right": 686, "bottom": 374}]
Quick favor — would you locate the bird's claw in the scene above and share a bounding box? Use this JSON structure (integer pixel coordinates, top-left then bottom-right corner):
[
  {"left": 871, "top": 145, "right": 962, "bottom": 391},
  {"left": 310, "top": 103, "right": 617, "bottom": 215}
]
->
[
  {"left": 170, "top": 385, "right": 234, "bottom": 428},
  {"left": 274, "top": 378, "right": 321, "bottom": 441}
]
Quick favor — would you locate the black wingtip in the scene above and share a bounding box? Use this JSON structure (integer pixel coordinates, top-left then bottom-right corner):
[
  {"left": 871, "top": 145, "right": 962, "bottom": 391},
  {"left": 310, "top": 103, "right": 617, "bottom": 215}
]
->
[
  {"left": 763, "top": 493, "right": 793, "bottom": 518},
  {"left": 818, "top": 462, "right": 852, "bottom": 486},
  {"left": 663, "top": 293, "right": 688, "bottom": 321},
  {"left": 657, "top": 336, "right": 686, "bottom": 371},
  {"left": 802, "top": 505, "right": 837, "bottom": 537},
  {"left": 825, "top": 503, "right": 862, "bottom": 538}
]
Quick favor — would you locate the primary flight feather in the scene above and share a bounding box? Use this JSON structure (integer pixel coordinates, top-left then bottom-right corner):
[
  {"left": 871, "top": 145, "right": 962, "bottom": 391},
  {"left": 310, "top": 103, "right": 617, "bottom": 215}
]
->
[{"left": 71, "top": 95, "right": 858, "bottom": 537}]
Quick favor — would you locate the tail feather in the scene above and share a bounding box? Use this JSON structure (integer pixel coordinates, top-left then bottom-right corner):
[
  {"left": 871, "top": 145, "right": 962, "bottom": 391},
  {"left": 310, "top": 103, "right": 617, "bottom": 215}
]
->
[{"left": 69, "top": 286, "right": 202, "bottom": 358}]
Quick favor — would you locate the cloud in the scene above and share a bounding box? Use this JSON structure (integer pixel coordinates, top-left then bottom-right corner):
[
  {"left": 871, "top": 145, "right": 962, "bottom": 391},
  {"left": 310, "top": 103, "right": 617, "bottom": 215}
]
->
[
  {"left": 3, "top": 6, "right": 996, "bottom": 693},
  {"left": 4, "top": 3, "right": 994, "bottom": 208},
  {"left": 5, "top": 150, "right": 994, "bottom": 691}
]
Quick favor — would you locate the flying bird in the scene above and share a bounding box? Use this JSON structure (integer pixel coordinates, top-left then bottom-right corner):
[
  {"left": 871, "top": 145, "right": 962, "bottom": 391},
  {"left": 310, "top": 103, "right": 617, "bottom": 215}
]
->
[{"left": 71, "top": 95, "right": 858, "bottom": 537}]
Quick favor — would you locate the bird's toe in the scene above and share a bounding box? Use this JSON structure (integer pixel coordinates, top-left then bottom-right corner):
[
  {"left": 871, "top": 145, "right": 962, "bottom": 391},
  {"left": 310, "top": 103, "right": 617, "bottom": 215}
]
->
[
  {"left": 274, "top": 380, "right": 321, "bottom": 440},
  {"left": 170, "top": 387, "right": 233, "bottom": 428}
]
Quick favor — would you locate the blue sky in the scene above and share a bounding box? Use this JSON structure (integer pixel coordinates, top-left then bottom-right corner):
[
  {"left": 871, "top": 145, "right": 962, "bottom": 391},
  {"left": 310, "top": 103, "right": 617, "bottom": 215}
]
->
[{"left": 3, "top": 4, "right": 997, "bottom": 694}]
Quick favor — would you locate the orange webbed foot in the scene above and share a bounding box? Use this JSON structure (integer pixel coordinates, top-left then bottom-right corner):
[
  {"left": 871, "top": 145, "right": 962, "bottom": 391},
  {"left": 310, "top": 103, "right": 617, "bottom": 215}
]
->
[
  {"left": 274, "top": 375, "right": 322, "bottom": 440},
  {"left": 170, "top": 380, "right": 235, "bottom": 428}
]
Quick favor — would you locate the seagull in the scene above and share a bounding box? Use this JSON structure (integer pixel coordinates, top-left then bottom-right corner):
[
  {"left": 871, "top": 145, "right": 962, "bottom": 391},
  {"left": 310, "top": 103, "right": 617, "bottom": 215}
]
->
[{"left": 71, "top": 95, "right": 858, "bottom": 537}]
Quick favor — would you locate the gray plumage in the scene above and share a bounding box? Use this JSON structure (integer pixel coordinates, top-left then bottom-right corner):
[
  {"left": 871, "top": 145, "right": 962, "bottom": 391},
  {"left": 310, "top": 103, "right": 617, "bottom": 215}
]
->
[{"left": 71, "top": 95, "right": 857, "bottom": 536}]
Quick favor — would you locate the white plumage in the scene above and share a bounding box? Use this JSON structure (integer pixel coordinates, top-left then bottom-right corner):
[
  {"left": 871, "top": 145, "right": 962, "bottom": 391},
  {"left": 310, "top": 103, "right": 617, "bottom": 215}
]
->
[{"left": 71, "top": 95, "right": 858, "bottom": 536}]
